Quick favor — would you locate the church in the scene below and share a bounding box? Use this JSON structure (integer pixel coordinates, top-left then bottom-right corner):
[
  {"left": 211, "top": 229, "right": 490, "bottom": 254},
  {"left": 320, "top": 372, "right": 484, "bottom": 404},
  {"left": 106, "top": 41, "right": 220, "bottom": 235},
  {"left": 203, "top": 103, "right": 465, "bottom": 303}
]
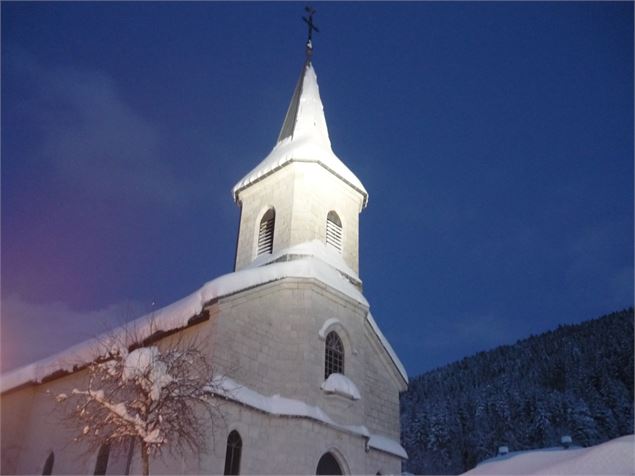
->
[{"left": 0, "top": 25, "right": 408, "bottom": 476}]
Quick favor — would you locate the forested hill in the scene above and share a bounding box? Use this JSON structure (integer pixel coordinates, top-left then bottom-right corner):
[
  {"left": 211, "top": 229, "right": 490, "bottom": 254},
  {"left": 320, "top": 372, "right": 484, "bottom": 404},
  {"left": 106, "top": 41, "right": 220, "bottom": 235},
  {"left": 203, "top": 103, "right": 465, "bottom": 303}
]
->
[{"left": 400, "top": 308, "right": 634, "bottom": 475}]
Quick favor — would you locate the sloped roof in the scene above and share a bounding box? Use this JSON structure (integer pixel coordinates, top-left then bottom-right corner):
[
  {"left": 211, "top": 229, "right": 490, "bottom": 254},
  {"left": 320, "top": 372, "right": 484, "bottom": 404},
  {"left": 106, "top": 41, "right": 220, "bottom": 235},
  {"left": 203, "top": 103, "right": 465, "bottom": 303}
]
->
[
  {"left": 233, "top": 61, "right": 368, "bottom": 205},
  {"left": 0, "top": 241, "right": 407, "bottom": 393}
]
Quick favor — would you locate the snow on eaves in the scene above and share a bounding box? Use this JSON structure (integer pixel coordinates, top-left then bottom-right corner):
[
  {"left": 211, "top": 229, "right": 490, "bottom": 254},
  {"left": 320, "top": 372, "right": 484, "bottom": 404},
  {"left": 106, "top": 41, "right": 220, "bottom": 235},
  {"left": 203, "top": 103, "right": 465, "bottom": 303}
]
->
[
  {"left": 232, "top": 136, "right": 367, "bottom": 204},
  {"left": 366, "top": 312, "right": 408, "bottom": 384},
  {"left": 1, "top": 243, "right": 407, "bottom": 394},
  {"left": 368, "top": 434, "right": 410, "bottom": 460},
  {"left": 211, "top": 376, "right": 407, "bottom": 459},
  {"left": 0, "top": 254, "right": 366, "bottom": 394},
  {"left": 247, "top": 239, "right": 360, "bottom": 284}
]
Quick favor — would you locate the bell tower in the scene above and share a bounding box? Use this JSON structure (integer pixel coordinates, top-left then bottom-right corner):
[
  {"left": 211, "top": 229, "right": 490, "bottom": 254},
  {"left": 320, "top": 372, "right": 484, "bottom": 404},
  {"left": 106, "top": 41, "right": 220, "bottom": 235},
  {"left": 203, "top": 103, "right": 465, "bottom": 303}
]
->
[{"left": 232, "top": 35, "right": 368, "bottom": 276}]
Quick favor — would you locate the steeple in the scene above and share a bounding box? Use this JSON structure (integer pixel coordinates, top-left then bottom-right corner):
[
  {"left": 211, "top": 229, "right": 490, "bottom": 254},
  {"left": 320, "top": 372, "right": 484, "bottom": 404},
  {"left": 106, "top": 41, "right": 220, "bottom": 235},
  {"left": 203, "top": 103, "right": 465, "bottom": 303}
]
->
[
  {"left": 232, "top": 15, "right": 368, "bottom": 274},
  {"left": 276, "top": 60, "right": 326, "bottom": 145},
  {"left": 232, "top": 61, "right": 367, "bottom": 204},
  {"left": 278, "top": 61, "right": 331, "bottom": 150}
]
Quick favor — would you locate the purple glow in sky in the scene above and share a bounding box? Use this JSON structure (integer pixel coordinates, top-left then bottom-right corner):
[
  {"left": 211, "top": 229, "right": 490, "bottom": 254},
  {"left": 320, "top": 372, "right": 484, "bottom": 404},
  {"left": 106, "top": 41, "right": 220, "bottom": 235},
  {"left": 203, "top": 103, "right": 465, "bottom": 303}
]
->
[{"left": 2, "top": 2, "right": 633, "bottom": 375}]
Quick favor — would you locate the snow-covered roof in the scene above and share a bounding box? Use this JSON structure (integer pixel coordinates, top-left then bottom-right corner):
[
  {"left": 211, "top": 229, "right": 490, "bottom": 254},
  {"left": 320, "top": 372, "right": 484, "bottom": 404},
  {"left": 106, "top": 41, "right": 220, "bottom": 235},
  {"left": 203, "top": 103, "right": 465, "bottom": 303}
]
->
[
  {"left": 463, "top": 434, "right": 634, "bottom": 475},
  {"left": 232, "top": 61, "right": 368, "bottom": 206},
  {"left": 247, "top": 239, "right": 360, "bottom": 284},
  {"left": 0, "top": 242, "right": 407, "bottom": 392},
  {"left": 212, "top": 376, "right": 407, "bottom": 459},
  {"left": 367, "top": 312, "right": 408, "bottom": 384}
]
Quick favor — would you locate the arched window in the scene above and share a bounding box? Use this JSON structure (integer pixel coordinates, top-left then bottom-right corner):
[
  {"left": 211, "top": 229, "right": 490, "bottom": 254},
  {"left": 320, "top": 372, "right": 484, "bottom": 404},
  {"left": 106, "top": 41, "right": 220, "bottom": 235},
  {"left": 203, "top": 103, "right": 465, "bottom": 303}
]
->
[
  {"left": 224, "top": 430, "right": 242, "bottom": 475},
  {"left": 324, "top": 331, "right": 344, "bottom": 379},
  {"left": 257, "top": 208, "right": 275, "bottom": 255},
  {"left": 94, "top": 444, "right": 110, "bottom": 475},
  {"left": 42, "top": 451, "right": 54, "bottom": 475},
  {"left": 316, "top": 452, "right": 343, "bottom": 475},
  {"left": 326, "top": 211, "right": 342, "bottom": 253}
]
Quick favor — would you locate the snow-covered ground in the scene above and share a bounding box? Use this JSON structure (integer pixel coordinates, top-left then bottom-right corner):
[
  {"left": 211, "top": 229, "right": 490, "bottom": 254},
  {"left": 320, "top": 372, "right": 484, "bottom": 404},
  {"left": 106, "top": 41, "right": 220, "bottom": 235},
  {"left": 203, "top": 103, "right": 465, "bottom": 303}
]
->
[{"left": 463, "top": 434, "right": 634, "bottom": 475}]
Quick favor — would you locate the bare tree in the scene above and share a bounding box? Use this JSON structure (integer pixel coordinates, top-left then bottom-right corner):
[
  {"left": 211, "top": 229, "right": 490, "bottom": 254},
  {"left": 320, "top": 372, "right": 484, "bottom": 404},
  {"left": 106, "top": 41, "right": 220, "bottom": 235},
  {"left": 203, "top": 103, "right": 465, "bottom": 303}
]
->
[{"left": 54, "top": 326, "right": 222, "bottom": 476}]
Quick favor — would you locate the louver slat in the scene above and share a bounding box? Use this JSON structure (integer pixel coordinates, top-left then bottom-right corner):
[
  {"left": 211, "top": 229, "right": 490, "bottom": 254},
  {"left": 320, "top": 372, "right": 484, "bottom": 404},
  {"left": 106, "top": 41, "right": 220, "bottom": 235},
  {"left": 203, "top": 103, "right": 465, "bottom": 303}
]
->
[
  {"left": 257, "top": 210, "right": 275, "bottom": 255},
  {"left": 326, "top": 216, "right": 342, "bottom": 253}
]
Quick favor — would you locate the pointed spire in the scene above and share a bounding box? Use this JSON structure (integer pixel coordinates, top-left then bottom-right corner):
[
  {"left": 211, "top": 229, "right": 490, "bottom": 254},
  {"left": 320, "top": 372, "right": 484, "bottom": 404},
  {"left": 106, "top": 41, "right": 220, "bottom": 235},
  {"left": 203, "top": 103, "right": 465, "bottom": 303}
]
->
[
  {"left": 277, "top": 60, "right": 307, "bottom": 143},
  {"left": 233, "top": 61, "right": 367, "bottom": 205},
  {"left": 277, "top": 61, "right": 330, "bottom": 146},
  {"left": 278, "top": 6, "right": 323, "bottom": 143},
  {"left": 232, "top": 10, "right": 368, "bottom": 206}
]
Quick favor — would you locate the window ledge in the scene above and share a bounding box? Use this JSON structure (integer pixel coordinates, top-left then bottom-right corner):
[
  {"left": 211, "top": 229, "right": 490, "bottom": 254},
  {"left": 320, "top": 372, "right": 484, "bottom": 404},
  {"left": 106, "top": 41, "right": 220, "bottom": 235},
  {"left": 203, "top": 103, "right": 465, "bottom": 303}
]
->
[{"left": 321, "top": 373, "right": 361, "bottom": 400}]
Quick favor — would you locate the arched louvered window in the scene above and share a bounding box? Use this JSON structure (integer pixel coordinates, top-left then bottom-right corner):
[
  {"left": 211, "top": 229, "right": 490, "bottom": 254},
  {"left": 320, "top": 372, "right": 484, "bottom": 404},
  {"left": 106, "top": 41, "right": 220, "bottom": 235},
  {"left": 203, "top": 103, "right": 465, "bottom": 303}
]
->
[
  {"left": 42, "top": 451, "right": 54, "bottom": 475},
  {"left": 257, "top": 209, "right": 275, "bottom": 255},
  {"left": 94, "top": 444, "right": 110, "bottom": 475},
  {"left": 326, "top": 211, "right": 342, "bottom": 253},
  {"left": 224, "top": 430, "right": 242, "bottom": 475},
  {"left": 324, "top": 331, "right": 344, "bottom": 379}
]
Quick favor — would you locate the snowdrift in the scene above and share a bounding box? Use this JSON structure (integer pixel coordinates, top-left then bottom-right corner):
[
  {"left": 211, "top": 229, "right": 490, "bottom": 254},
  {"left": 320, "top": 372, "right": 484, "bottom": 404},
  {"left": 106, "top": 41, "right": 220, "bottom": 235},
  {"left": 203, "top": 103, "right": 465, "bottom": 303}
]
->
[{"left": 463, "top": 434, "right": 634, "bottom": 475}]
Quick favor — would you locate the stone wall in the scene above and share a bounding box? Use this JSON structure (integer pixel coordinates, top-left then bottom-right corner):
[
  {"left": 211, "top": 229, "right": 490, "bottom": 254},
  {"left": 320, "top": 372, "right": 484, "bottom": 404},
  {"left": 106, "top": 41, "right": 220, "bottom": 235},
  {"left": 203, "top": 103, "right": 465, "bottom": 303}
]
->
[
  {"left": 1, "top": 370, "right": 101, "bottom": 474},
  {"left": 208, "top": 277, "right": 404, "bottom": 437},
  {"left": 0, "top": 276, "right": 405, "bottom": 474}
]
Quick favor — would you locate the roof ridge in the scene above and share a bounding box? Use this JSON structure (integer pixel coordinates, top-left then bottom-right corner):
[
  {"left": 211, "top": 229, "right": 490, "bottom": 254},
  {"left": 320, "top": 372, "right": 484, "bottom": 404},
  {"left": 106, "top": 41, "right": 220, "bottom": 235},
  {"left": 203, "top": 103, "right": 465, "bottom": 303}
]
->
[{"left": 277, "top": 59, "right": 310, "bottom": 143}]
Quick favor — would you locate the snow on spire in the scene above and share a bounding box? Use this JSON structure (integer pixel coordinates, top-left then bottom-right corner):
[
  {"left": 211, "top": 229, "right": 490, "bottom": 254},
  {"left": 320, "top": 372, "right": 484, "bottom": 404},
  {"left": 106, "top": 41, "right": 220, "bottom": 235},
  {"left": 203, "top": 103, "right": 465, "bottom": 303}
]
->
[
  {"left": 277, "top": 61, "right": 330, "bottom": 146},
  {"left": 233, "top": 6, "right": 366, "bottom": 203},
  {"left": 233, "top": 62, "right": 368, "bottom": 205}
]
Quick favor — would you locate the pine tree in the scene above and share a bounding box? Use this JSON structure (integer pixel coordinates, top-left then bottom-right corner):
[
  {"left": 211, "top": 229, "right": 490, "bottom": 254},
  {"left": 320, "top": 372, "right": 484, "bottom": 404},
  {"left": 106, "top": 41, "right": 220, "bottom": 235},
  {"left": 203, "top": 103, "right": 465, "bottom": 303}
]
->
[{"left": 401, "top": 308, "right": 634, "bottom": 474}]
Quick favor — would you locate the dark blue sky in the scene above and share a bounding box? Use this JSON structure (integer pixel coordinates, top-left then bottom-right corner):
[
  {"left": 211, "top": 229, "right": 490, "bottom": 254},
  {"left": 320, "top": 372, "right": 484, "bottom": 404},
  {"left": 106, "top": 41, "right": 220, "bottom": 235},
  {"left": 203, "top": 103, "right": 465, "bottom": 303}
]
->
[{"left": 2, "top": 2, "right": 633, "bottom": 376}]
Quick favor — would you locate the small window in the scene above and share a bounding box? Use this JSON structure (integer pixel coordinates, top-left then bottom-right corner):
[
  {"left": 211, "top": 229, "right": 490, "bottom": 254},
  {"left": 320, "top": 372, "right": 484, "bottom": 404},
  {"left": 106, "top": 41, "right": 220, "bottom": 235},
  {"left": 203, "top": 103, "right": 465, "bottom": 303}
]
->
[
  {"left": 42, "top": 451, "right": 54, "bottom": 475},
  {"left": 257, "top": 209, "right": 275, "bottom": 255},
  {"left": 325, "top": 331, "right": 344, "bottom": 379},
  {"left": 326, "top": 211, "right": 342, "bottom": 253},
  {"left": 224, "top": 430, "right": 242, "bottom": 475},
  {"left": 94, "top": 444, "right": 110, "bottom": 475}
]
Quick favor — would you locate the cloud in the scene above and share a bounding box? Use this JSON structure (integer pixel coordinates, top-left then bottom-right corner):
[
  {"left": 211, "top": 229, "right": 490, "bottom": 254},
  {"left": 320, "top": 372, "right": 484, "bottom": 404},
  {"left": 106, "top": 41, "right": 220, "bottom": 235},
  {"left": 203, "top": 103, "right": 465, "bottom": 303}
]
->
[
  {"left": 5, "top": 46, "right": 195, "bottom": 208},
  {"left": 0, "top": 294, "right": 145, "bottom": 372}
]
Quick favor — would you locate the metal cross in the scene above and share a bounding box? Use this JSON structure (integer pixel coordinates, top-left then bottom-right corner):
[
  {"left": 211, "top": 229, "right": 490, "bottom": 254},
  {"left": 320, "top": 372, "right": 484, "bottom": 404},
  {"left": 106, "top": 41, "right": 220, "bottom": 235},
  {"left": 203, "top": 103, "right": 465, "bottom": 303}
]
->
[{"left": 303, "top": 6, "right": 319, "bottom": 44}]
